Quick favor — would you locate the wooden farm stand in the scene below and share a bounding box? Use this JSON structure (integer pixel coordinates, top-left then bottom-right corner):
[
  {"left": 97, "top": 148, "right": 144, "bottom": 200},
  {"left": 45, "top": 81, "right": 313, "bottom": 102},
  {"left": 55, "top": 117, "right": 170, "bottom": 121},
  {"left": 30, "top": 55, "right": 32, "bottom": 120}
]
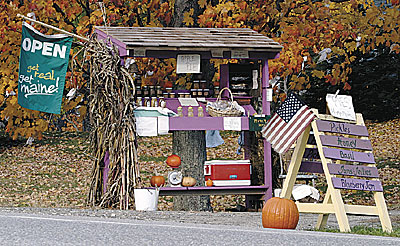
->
[
  {"left": 280, "top": 110, "right": 392, "bottom": 232},
  {"left": 95, "top": 27, "right": 282, "bottom": 206}
]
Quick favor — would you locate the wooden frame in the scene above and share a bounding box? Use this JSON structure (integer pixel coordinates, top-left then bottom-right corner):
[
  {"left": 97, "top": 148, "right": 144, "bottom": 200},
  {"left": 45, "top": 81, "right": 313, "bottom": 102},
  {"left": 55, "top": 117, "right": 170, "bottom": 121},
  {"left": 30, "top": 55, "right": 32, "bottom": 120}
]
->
[{"left": 280, "top": 109, "right": 392, "bottom": 232}]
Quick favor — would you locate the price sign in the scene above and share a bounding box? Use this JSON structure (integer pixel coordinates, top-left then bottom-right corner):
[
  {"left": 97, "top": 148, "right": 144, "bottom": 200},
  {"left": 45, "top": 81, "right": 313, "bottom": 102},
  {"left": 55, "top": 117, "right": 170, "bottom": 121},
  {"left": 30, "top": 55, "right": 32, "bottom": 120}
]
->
[
  {"left": 177, "top": 54, "right": 201, "bottom": 74},
  {"left": 326, "top": 94, "right": 356, "bottom": 121}
]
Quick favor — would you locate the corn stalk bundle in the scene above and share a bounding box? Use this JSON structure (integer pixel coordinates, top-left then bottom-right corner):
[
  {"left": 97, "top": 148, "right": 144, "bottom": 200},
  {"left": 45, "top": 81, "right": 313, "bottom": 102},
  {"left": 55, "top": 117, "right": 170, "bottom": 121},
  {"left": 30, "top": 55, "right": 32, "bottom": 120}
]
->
[{"left": 85, "top": 37, "right": 140, "bottom": 209}]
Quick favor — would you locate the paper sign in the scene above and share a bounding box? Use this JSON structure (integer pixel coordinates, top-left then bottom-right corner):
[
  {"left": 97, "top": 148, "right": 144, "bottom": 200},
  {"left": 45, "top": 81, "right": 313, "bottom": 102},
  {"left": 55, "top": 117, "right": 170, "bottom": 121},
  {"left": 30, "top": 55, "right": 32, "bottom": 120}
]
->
[
  {"left": 157, "top": 116, "right": 169, "bottom": 135},
  {"left": 177, "top": 54, "right": 201, "bottom": 74},
  {"left": 252, "top": 70, "right": 258, "bottom": 89},
  {"left": 223, "top": 117, "right": 242, "bottom": 131},
  {"left": 266, "top": 88, "right": 273, "bottom": 102},
  {"left": 211, "top": 49, "right": 224, "bottom": 58},
  {"left": 178, "top": 98, "right": 199, "bottom": 107},
  {"left": 326, "top": 94, "right": 356, "bottom": 121},
  {"left": 231, "top": 50, "right": 249, "bottom": 59},
  {"left": 135, "top": 117, "right": 157, "bottom": 136},
  {"left": 134, "top": 48, "right": 146, "bottom": 57}
]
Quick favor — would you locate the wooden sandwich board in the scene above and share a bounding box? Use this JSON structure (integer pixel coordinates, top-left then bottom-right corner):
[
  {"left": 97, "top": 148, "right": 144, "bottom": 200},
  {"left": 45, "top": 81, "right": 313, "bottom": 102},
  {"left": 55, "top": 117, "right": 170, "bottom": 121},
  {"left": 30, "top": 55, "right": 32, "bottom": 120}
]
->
[{"left": 280, "top": 109, "right": 392, "bottom": 232}]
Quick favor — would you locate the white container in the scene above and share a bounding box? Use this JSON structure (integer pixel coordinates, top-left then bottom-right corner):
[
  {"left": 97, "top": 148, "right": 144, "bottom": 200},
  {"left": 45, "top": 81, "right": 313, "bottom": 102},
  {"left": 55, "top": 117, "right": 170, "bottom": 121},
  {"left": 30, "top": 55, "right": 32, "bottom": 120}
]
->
[{"left": 134, "top": 188, "right": 159, "bottom": 211}]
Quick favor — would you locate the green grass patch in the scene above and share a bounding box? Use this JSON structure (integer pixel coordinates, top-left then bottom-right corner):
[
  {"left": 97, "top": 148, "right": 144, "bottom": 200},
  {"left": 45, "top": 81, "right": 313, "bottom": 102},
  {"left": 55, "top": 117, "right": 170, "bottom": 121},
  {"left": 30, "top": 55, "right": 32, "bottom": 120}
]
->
[{"left": 315, "top": 225, "right": 400, "bottom": 237}]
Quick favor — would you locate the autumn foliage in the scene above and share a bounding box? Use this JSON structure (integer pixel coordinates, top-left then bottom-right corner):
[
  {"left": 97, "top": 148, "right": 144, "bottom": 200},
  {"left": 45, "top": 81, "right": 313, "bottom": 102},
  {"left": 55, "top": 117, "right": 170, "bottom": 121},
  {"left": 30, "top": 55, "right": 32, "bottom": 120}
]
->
[{"left": 0, "top": 0, "right": 399, "bottom": 140}]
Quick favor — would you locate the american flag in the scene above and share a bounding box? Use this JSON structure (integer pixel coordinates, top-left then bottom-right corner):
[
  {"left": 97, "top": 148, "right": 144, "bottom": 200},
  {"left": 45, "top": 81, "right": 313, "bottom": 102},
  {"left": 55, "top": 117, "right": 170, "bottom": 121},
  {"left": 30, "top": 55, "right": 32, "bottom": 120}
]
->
[{"left": 261, "top": 93, "right": 315, "bottom": 154}]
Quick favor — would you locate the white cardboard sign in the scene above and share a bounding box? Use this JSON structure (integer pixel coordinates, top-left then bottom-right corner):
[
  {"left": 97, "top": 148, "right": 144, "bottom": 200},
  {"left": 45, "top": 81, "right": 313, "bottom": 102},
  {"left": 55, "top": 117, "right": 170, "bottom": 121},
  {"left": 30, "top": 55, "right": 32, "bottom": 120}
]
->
[
  {"left": 326, "top": 94, "right": 356, "bottom": 121},
  {"left": 223, "top": 117, "right": 242, "bottom": 131},
  {"left": 176, "top": 54, "right": 201, "bottom": 74}
]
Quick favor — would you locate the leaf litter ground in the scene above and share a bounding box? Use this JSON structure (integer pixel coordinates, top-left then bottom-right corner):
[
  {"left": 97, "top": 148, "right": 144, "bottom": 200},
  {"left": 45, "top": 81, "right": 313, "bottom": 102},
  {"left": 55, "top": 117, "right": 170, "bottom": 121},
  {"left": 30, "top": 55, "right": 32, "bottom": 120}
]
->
[{"left": 0, "top": 119, "right": 399, "bottom": 211}]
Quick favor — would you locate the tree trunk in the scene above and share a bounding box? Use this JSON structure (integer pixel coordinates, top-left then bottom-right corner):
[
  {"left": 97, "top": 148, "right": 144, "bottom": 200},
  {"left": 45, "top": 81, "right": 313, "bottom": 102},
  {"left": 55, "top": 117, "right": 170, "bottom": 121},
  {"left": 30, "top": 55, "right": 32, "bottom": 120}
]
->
[{"left": 172, "top": 130, "right": 212, "bottom": 211}]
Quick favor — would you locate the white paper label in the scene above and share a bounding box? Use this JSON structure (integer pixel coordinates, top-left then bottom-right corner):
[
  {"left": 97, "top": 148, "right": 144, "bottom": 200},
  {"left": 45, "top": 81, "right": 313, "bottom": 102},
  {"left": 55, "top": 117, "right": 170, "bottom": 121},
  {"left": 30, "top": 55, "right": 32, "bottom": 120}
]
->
[
  {"left": 135, "top": 117, "right": 158, "bottom": 136},
  {"left": 267, "top": 88, "right": 273, "bottom": 102},
  {"left": 223, "top": 117, "right": 242, "bottom": 131},
  {"left": 252, "top": 70, "right": 258, "bottom": 89},
  {"left": 177, "top": 54, "right": 201, "bottom": 74},
  {"left": 326, "top": 94, "right": 356, "bottom": 121},
  {"left": 134, "top": 48, "right": 146, "bottom": 57},
  {"left": 231, "top": 50, "right": 249, "bottom": 59}
]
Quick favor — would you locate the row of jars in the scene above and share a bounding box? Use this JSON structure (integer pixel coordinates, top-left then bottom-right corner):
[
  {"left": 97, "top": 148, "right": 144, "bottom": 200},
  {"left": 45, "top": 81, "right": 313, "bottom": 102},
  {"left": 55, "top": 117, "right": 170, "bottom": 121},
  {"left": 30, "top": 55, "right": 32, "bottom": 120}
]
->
[
  {"left": 136, "top": 97, "right": 166, "bottom": 107},
  {"left": 177, "top": 106, "right": 204, "bottom": 117},
  {"left": 136, "top": 85, "right": 221, "bottom": 98}
]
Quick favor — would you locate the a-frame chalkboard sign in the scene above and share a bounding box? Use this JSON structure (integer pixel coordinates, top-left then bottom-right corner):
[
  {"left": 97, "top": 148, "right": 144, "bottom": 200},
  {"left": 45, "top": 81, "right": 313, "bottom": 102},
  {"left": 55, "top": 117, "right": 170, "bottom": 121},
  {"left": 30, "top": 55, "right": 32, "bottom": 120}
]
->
[{"left": 280, "top": 109, "right": 392, "bottom": 232}]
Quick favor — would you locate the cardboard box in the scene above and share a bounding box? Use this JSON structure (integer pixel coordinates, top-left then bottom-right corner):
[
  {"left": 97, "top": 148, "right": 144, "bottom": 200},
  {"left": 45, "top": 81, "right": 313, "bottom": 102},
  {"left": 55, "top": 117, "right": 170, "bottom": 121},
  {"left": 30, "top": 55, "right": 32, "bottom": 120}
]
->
[{"left": 204, "top": 160, "right": 251, "bottom": 186}]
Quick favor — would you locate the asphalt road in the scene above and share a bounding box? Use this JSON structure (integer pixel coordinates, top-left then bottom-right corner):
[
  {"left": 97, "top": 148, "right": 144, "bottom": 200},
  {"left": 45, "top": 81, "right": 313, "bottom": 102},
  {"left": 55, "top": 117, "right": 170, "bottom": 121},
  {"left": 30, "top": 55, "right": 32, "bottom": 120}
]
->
[{"left": 0, "top": 211, "right": 399, "bottom": 246}]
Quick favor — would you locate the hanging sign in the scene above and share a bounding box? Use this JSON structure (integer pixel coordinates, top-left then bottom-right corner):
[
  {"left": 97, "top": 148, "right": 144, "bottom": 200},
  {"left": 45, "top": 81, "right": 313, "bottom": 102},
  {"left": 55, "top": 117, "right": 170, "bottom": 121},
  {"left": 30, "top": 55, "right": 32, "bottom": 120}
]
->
[
  {"left": 249, "top": 115, "right": 271, "bottom": 131},
  {"left": 326, "top": 94, "right": 356, "bottom": 121},
  {"left": 231, "top": 50, "right": 249, "bottom": 59},
  {"left": 18, "top": 22, "right": 72, "bottom": 114},
  {"left": 176, "top": 54, "right": 201, "bottom": 74}
]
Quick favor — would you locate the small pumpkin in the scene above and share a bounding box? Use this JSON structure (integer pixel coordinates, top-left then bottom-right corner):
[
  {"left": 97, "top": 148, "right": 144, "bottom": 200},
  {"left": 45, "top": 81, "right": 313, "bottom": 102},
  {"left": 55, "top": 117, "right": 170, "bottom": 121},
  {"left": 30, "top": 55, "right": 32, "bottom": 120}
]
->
[
  {"left": 181, "top": 177, "right": 196, "bottom": 187},
  {"left": 166, "top": 154, "right": 181, "bottom": 168},
  {"left": 205, "top": 179, "right": 213, "bottom": 187},
  {"left": 262, "top": 197, "right": 299, "bottom": 229},
  {"left": 150, "top": 175, "right": 165, "bottom": 187}
]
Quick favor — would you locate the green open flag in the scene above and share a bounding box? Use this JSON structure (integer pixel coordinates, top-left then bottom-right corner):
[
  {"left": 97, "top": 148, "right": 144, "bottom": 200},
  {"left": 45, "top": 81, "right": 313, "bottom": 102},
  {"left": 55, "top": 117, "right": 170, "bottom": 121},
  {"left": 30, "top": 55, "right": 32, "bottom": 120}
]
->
[{"left": 18, "top": 22, "right": 72, "bottom": 114}]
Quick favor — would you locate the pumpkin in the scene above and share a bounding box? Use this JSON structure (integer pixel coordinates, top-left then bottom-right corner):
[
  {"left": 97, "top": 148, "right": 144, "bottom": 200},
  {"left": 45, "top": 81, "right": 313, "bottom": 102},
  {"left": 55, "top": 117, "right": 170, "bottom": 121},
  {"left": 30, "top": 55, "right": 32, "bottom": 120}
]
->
[
  {"left": 166, "top": 154, "right": 181, "bottom": 168},
  {"left": 150, "top": 176, "right": 165, "bottom": 187},
  {"left": 181, "top": 177, "right": 196, "bottom": 187},
  {"left": 262, "top": 197, "right": 299, "bottom": 229},
  {"left": 205, "top": 179, "right": 213, "bottom": 187}
]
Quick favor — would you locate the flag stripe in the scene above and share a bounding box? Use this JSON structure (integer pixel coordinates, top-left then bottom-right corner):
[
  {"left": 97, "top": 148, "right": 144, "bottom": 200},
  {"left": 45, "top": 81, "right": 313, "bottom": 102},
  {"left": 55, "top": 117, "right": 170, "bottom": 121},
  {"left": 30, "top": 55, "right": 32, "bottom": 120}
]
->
[{"left": 261, "top": 113, "right": 279, "bottom": 137}]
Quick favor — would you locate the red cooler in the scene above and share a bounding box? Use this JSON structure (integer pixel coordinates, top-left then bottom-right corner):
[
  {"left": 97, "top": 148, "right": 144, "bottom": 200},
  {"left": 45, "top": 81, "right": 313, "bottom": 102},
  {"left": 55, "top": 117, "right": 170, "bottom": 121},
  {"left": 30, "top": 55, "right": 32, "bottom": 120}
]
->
[{"left": 204, "top": 160, "right": 251, "bottom": 186}]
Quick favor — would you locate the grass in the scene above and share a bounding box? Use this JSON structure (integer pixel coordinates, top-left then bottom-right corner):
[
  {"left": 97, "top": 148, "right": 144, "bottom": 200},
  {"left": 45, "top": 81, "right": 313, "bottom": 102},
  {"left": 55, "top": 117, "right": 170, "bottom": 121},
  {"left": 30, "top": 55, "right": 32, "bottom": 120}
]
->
[{"left": 315, "top": 226, "right": 400, "bottom": 237}]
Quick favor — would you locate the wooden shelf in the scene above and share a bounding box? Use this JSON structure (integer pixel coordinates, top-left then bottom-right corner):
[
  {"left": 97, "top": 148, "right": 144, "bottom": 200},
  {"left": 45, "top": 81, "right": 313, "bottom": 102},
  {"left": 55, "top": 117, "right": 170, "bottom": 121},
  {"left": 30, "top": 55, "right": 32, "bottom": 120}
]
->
[{"left": 158, "top": 185, "right": 269, "bottom": 196}]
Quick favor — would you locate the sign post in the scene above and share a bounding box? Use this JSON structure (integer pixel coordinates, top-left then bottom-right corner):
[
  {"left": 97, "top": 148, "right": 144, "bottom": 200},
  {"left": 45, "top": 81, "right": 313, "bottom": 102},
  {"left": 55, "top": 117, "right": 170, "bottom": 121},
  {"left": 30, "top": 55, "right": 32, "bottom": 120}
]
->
[{"left": 280, "top": 110, "right": 392, "bottom": 232}]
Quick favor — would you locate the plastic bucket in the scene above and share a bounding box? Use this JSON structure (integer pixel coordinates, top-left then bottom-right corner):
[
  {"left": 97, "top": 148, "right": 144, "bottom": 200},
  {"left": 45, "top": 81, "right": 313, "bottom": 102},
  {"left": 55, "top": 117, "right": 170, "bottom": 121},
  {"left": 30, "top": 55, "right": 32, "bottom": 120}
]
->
[{"left": 134, "top": 188, "right": 159, "bottom": 211}]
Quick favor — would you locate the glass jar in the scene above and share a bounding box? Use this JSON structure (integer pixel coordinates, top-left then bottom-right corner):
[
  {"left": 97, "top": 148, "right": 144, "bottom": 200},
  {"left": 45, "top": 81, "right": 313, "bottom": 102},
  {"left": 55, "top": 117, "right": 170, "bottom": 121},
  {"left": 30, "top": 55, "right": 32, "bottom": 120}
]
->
[
  {"left": 203, "top": 89, "right": 210, "bottom": 97},
  {"left": 143, "top": 86, "right": 149, "bottom": 96},
  {"left": 136, "top": 97, "right": 142, "bottom": 107},
  {"left": 191, "top": 89, "right": 197, "bottom": 97},
  {"left": 200, "top": 80, "right": 207, "bottom": 89},
  {"left": 187, "top": 106, "right": 194, "bottom": 117},
  {"left": 193, "top": 80, "right": 200, "bottom": 89},
  {"left": 149, "top": 86, "right": 155, "bottom": 97},
  {"left": 136, "top": 86, "right": 142, "bottom": 97},
  {"left": 197, "top": 89, "right": 203, "bottom": 97},
  {"left": 214, "top": 86, "right": 220, "bottom": 96},
  {"left": 198, "top": 106, "right": 204, "bottom": 117},
  {"left": 177, "top": 106, "right": 183, "bottom": 117},
  {"left": 156, "top": 85, "right": 162, "bottom": 96},
  {"left": 144, "top": 97, "right": 150, "bottom": 107}
]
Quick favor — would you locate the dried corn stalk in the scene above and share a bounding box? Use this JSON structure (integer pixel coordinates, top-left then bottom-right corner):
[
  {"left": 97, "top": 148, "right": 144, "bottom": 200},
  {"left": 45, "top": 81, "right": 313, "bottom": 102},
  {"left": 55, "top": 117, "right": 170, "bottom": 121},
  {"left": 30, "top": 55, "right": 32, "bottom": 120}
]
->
[{"left": 85, "top": 37, "right": 140, "bottom": 209}]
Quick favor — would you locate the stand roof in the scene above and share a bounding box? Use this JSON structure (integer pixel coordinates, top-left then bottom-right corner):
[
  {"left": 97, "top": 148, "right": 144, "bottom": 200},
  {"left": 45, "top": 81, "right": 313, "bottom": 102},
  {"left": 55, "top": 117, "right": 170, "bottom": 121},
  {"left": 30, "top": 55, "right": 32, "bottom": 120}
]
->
[{"left": 95, "top": 26, "right": 282, "bottom": 59}]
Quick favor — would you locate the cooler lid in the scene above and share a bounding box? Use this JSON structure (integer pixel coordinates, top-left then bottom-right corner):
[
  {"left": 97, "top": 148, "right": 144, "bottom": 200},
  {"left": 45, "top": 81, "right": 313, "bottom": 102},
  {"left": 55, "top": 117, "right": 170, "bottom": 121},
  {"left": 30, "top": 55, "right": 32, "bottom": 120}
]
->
[{"left": 204, "top": 160, "right": 251, "bottom": 165}]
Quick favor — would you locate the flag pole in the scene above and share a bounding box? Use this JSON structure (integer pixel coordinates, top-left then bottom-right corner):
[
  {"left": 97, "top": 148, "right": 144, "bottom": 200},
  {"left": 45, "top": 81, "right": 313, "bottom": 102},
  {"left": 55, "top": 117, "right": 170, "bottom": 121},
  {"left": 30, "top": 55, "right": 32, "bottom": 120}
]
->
[{"left": 17, "top": 14, "right": 90, "bottom": 42}]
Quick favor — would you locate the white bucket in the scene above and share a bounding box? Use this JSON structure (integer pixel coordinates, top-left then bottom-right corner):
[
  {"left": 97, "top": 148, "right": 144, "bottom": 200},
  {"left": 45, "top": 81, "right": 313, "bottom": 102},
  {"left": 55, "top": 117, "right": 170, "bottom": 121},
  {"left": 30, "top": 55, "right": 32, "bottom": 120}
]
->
[{"left": 134, "top": 188, "right": 159, "bottom": 211}]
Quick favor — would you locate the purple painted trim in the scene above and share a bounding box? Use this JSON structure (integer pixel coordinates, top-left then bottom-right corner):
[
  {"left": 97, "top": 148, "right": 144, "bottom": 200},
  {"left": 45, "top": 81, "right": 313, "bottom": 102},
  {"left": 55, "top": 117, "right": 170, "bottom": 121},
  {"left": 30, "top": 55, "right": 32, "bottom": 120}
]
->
[
  {"left": 303, "top": 148, "right": 320, "bottom": 159},
  {"left": 220, "top": 64, "right": 229, "bottom": 98},
  {"left": 320, "top": 135, "right": 372, "bottom": 150},
  {"left": 169, "top": 117, "right": 249, "bottom": 130},
  {"left": 134, "top": 50, "right": 279, "bottom": 60},
  {"left": 95, "top": 29, "right": 127, "bottom": 56},
  {"left": 264, "top": 140, "right": 273, "bottom": 200},
  {"left": 323, "top": 147, "right": 375, "bottom": 164},
  {"left": 316, "top": 120, "right": 369, "bottom": 136},
  {"left": 328, "top": 163, "right": 379, "bottom": 178},
  {"left": 299, "top": 161, "right": 324, "bottom": 173},
  {"left": 159, "top": 185, "right": 269, "bottom": 191},
  {"left": 261, "top": 60, "right": 270, "bottom": 115},
  {"left": 331, "top": 177, "right": 383, "bottom": 192},
  {"left": 103, "top": 151, "right": 110, "bottom": 193}
]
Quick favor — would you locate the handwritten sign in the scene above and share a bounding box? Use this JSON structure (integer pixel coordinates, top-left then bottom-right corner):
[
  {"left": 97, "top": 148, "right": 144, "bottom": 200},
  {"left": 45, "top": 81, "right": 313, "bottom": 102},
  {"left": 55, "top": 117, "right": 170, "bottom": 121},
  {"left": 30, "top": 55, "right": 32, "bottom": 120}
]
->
[
  {"left": 231, "top": 50, "right": 249, "bottom": 59},
  {"left": 331, "top": 177, "right": 383, "bottom": 192},
  {"left": 323, "top": 147, "right": 375, "bottom": 164},
  {"left": 18, "top": 22, "right": 72, "bottom": 114},
  {"left": 326, "top": 94, "right": 356, "bottom": 121},
  {"left": 249, "top": 115, "right": 271, "bottom": 131},
  {"left": 320, "top": 135, "right": 372, "bottom": 150},
  {"left": 328, "top": 164, "right": 379, "bottom": 178},
  {"left": 177, "top": 54, "right": 201, "bottom": 74},
  {"left": 316, "top": 120, "right": 369, "bottom": 136},
  {"left": 211, "top": 49, "right": 224, "bottom": 58}
]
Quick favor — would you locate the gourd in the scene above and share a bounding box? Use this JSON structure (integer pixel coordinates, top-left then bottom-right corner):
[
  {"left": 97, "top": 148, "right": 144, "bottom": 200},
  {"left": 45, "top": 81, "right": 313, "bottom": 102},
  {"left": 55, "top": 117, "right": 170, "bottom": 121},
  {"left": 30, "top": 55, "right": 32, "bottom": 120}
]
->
[
  {"left": 205, "top": 179, "right": 213, "bottom": 187},
  {"left": 181, "top": 177, "right": 196, "bottom": 187},
  {"left": 166, "top": 154, "right": 181, "bottom": 168},
  {"left": 261, "top": 197, "right": 299, "bottom": 229},
  {"left": 150, "top": 176, "right": 165, "bottom": 187}
]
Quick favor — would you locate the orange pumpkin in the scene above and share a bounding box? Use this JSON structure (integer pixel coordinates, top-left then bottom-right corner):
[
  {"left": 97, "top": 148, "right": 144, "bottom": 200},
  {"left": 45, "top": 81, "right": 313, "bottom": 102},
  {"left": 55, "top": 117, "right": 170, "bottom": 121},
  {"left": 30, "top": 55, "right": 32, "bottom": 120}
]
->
[
  {"left": 262, "top": 197, "right": 299, "bottom": 229},
  {"left": 166, "top": 154, "right": 181, "bottom": 168},
  {"left": 205, "top": 179, "right": 213, "bottom": 187},
  {"left": 181, "top": 177, "right": 196, "bottom": 187},
  {"left": 150, "top": 176, "right": 165, "bottom": 187}
]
